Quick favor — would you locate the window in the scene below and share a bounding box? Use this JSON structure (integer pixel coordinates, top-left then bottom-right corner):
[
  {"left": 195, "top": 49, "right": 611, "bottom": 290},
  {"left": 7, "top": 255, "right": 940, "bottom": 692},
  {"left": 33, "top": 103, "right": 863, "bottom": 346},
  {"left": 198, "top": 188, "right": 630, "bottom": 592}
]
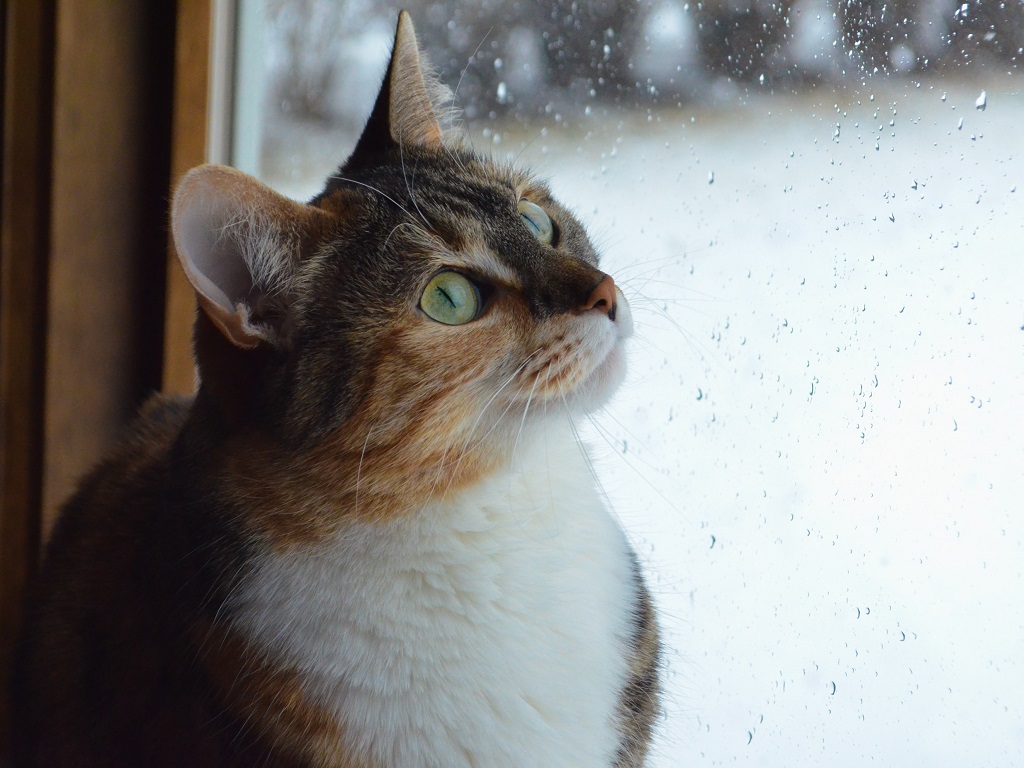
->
[{"left": 196, "top": 1, "right": 1024, "bottom": 762}]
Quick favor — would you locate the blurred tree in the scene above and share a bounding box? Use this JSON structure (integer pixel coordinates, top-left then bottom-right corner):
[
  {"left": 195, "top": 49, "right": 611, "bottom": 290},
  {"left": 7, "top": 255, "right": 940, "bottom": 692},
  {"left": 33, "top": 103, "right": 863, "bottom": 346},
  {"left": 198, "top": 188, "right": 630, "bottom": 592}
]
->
[{"left": 691, "top": 0, "right": 795, "bottom": 83}]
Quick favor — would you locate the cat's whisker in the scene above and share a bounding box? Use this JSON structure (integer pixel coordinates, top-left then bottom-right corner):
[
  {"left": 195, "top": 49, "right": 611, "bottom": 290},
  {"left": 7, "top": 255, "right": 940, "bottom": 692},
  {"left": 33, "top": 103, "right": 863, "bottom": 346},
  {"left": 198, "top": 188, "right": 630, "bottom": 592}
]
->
[
  {"left": 431, "top": 350, "right": 542, "bottom": 500},
  {"left": 511, "top": 128, "right": 549, "bottom": 167},
  {"left": 330, "top": 175, "right": 424, "bottom": 230},
  {"left": 510, "top": 358, "right": 544, "bottom": 468},
  {"left": 621, "top": 287, "right": 715, "bottom": 351},
  {"left": 464, "top": 350, "right": 542, "bottom": 441},
  {"left": 440, "top": 31, "right": 492, "bottom": 173},
  {"left": 626, "top": 292, "right": 720, "bottom": 306},
  {"left": 398, "top": 145, "right": 432, "bottom": 231},
  {"left": 353, "top": 421, "right": 376, "bottom": 518},
  {"left": 381, "top": 221, "right": 418, "bottom": 254},
  {"left": 612, "top": 253, "right": 689, "bottom": 280},
  {"left": 450, "top": 350, "right": 543, "bottom": 459},
  {"left": 451, "top": 28, "right": 491, "bottom": 113},
  {"left": 507, "top": 364, "right": 551, "bottom": 498},
  {"left": 557, "top": 393, "right": 617, "bottom": 518},
  {"left": 584, "top": 414, "right": 682, "bottom": 518},
  {"left": 635, "top": 309, "right": 719, "bottom": 372}
]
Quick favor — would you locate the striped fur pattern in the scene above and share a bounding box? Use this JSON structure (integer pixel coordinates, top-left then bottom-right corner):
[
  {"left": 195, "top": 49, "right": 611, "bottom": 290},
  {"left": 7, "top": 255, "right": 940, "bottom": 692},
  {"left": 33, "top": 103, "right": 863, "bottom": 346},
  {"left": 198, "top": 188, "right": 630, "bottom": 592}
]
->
[{"left": 11, "top": 11, "right": 661, "bottom": 767}]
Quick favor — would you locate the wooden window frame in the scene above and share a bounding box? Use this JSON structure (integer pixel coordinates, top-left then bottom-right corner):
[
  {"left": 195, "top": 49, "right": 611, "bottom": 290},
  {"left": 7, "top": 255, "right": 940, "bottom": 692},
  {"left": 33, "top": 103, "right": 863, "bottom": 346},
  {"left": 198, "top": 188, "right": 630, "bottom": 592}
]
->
[{"left": 0, "top": 0, "right": 214, "bottom": 754}]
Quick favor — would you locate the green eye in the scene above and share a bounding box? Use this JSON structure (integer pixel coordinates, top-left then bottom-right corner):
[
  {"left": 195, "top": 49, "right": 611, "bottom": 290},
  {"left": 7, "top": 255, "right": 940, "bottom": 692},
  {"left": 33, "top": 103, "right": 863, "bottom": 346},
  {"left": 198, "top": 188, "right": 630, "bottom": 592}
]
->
[
  {"left": 518, "top": 200, "right": 553, "bottom": 245},
  {"left": 420, "top": 271, "right": 481, "bottom": 325}
]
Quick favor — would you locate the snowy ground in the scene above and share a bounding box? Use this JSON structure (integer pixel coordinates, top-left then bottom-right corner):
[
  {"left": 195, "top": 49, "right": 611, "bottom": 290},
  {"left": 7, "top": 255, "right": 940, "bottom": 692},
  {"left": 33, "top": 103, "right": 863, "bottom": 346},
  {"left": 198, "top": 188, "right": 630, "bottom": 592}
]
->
[{"left": 262, "top": 75, "right": 1023, "bottom": 766}]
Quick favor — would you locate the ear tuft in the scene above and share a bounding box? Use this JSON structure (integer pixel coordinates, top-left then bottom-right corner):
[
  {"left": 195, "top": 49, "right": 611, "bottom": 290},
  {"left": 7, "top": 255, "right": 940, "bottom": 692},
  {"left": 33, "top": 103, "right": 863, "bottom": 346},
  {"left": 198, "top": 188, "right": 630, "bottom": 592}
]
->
[
  {"left": 387, "top": 11, "right": 448, "bottom": 148},
  {"left": 171, "top": 165, "right": 324, "bottom": 349},
  {"left": 350, "top": 11, "right": 462, "bottom": 158}
]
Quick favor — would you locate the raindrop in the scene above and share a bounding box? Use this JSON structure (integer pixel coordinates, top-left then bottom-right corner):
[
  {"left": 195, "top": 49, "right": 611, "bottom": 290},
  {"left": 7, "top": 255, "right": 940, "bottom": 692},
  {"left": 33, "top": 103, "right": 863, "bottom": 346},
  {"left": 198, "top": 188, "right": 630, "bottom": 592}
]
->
[
  {"left": 710, "top": 535, "right": 716, "bottom": 549},
  {"left": 957, "top": 117, "right": 964, "bottom": 130},
  {"left": 829, "top": 681, "right": 837, "bottom": 695},
  {"left": 708, "top": 171, "right": 715, "bottom": 185},
  {"left": 975, "top": 91, "right": 987, "bottom": 111}
]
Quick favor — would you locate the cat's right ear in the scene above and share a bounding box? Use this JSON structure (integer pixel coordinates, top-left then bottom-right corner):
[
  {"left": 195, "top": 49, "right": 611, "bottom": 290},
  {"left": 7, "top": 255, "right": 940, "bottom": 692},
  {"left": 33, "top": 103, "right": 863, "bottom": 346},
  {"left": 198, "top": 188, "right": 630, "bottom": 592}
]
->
[{"left": 172, "top": 164, "right": 325, "bottom": 350}]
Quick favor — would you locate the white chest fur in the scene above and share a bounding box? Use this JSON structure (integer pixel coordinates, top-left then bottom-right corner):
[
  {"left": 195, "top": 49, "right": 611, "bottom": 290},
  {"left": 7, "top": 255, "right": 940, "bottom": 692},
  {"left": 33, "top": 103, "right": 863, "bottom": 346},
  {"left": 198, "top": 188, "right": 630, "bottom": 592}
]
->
[{"left": 230, "top": 424, "right": 636, "bottom": 767}]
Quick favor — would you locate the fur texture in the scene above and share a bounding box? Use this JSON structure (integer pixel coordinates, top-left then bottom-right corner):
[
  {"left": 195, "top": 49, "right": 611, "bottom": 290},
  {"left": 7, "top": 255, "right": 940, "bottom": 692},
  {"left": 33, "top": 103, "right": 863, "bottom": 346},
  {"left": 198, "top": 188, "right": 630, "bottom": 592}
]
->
[{"left": 11, "top": 12, "right": 661, "bottom": 767}]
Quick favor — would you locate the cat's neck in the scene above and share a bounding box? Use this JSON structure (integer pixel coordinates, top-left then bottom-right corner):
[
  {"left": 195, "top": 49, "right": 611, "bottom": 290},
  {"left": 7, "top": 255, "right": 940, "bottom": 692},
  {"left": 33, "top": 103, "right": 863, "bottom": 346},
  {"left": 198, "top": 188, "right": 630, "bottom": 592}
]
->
[
  {"left": 204, "top": 410, "right": 581, "bottom": 541},
  {"left": 224, "top": 417, "right": 634, "bottom": 767}
]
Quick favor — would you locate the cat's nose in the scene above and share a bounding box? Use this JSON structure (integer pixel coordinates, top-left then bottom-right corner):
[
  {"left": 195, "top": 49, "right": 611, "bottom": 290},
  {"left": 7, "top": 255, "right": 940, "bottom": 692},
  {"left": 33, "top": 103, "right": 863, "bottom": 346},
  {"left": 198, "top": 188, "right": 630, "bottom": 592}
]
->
[{"left": 583, "top": 274, "right": 618, "bottom": 321}]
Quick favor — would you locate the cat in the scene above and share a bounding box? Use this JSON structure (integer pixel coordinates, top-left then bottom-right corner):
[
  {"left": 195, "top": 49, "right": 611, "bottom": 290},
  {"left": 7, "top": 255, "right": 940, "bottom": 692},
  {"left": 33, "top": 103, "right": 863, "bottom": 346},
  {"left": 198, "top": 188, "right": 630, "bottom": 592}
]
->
[{"left": 11, "top": 11, "right": 661, "bottom": 768}]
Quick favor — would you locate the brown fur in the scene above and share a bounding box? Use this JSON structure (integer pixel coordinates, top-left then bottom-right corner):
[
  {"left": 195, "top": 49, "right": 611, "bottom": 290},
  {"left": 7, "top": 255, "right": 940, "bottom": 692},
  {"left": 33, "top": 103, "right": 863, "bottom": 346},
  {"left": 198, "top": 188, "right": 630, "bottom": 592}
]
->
[
  {"left": 196, "top": 620, "right": 370, "bottom": 768},
  {"left": 616, "top": 569, "right": 663, "bottom": 767},
  {"left": 11, "top": 12, "right": 661, "bottom": 767}
]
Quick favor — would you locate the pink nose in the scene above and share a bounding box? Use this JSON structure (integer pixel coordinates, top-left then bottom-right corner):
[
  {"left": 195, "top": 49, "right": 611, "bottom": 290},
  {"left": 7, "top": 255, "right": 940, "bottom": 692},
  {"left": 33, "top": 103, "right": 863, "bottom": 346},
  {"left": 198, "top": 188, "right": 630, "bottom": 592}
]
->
[{"left": 584, "top": 274, "right": 618, "bottom": 321}]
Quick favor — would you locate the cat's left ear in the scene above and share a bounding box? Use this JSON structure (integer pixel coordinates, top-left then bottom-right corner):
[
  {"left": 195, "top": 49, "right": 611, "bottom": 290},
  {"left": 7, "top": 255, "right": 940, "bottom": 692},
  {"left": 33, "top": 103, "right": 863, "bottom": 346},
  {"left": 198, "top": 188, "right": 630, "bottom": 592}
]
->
[
  {"left": 172, "top": 164, "right": 327, "bottom": 350},
  {"left": 351, "top": 11, "right": 459, "bottom": 156}
]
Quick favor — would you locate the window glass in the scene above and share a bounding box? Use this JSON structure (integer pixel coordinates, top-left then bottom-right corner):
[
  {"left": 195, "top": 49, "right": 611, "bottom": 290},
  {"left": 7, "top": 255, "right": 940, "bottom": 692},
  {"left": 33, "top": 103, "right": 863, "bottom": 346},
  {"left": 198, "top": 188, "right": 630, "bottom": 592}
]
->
[{"left": 234, "top": 2, "right": 1023, "bottom": 763}]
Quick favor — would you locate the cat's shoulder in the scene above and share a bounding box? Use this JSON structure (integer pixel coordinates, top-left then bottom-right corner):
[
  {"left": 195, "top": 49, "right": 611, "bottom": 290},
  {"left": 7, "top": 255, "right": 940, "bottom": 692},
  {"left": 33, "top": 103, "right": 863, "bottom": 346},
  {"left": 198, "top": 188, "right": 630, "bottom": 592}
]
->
[
  {"left": 92, "top": 392, "right": 191, "bottom": 489},
  {"left": 44, "top": 393, "right": 193, "bottom": 546},
  {"left": 119, "top": 392, "right": 193, "bottom": 459}
]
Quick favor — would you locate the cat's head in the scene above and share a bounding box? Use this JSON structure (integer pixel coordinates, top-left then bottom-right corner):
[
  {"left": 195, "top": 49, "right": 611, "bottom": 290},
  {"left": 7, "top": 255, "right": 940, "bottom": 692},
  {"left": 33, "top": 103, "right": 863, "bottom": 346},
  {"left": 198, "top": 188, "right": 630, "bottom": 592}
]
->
[{"left": 172, "top": 12, "right": 632, "bottom": 516}]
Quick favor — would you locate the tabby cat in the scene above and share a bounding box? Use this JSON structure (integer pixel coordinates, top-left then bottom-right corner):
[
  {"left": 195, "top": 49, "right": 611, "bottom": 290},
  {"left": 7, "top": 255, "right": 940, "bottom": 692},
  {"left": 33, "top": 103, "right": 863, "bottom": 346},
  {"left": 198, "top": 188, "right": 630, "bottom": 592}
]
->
[{"left": 12, "top": 12, "right": 660, "bottom": 767}]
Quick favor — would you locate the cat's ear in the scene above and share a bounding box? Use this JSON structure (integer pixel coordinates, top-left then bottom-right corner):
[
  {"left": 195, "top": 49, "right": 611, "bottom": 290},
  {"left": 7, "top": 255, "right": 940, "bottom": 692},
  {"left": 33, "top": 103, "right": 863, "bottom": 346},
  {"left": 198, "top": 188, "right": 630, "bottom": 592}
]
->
[
  {"left": 171, "top": 164, "right": 325, "bottom": 350},
  {"left": 351, "top": 11, "right": 458, "bottom": 156}
]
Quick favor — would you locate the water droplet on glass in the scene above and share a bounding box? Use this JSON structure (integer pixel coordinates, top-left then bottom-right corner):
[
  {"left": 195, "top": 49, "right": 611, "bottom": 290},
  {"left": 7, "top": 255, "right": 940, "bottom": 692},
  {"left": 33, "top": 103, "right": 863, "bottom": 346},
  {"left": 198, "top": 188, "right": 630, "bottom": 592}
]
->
[
  {"left": 708, "top": 171, "right": 714, "bottom": 185},
  {"left": 829, "top": 681, "right": 837, "bottom": 695},
  {"left": 957, "top": 117, "right": 964, "bottom": 130},
  {"left": 975, "top": 91, "right": 987, "bottom": 111}
]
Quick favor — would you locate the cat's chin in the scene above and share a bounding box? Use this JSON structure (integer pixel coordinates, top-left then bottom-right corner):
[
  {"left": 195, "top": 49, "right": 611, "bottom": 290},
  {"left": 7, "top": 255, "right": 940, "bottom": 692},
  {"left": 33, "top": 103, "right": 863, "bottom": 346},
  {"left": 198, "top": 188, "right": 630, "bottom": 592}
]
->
[
  {"left": 569, "top": 340, "right": 628, "bottom": 414},
  {"left": 568, "top": 291, "right": 633, "bottom": 414}
]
